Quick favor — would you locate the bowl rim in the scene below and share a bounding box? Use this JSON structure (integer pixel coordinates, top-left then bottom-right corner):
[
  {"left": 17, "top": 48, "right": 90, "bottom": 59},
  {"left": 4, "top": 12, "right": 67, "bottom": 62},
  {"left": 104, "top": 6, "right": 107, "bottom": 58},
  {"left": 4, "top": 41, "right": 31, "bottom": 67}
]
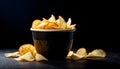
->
[{"left": 30, "top": 28, "right": 76, "bottom": 32}]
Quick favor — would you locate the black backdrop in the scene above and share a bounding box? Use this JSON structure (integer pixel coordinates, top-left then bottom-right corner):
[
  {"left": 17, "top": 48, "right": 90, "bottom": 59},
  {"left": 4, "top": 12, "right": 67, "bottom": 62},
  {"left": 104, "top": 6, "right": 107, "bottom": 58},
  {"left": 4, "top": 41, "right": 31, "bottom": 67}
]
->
[{"left": 0, "top": 0, "right": 118, "bottom": 52}]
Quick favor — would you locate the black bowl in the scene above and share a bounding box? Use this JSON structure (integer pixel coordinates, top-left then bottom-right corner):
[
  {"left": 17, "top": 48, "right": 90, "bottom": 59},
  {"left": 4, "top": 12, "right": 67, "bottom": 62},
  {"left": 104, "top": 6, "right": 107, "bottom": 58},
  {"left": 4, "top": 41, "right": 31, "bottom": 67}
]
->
[{"left": 30, "top": 28, "right": 76, "bottom": 60}]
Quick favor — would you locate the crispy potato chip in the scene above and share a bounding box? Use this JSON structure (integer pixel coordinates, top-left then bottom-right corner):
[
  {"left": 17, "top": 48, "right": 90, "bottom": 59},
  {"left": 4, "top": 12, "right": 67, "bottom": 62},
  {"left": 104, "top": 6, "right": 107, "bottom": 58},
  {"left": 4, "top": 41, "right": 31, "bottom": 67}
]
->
[
  {"left": 67, "top": 51, "right": 74, "bottom": 57},
  {"left": 55, "top": 19, "right": 62, "bottom": 29},
  {"left": 71, "top": 53, "right": 84, "bottom": 60},
  {"left": 32, "top": 19, "right": 41, "bottom": 29},
  {"left": 69, "top": 24, "right": 76, "bottom": 29},
  {"left": 18, "top": 44, "right": 37, "bottom": 57},
  {"left": 4, "top": 51, "right": 19, "bottom": 58},
  {"left": 58, "top": 16, "right": 67, "bottom": 29},
  {"left": 87, "top": 49, "right": 106, "bottom": 58},
  {"left": 35, "top": 53, "right": 48, "bottom": 61},
  {"left": 45, "top": 22, "right": 58, "bottom": 29},
  {"left": 66, "top": 18, "right": 72, "bottom": 29},
  {"left": 14, "top": 52, "right": 34, "bottom": 62},
  {"left": 76, "top": 48, "right": 87, "bottom": 58},
  {"left": 66, "top": 51, "right": 74, "bottom": 59},
  {"left": 36, "top": 21, "right": 48, "bottom": 29},
  {"left": 48, "top": 14, "right": 56, "bottom": 22}
]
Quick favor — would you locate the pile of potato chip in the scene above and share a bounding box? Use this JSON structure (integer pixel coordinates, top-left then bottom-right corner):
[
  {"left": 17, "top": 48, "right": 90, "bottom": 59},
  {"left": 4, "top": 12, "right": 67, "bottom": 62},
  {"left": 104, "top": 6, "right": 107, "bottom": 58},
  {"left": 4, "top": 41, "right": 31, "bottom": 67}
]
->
[
  {"left": 4, "top": 43, "right": 106, "bottom": 62},
  {"left": 4, "top": 44, "right": 48, "bottom": 62},
  {"left": 31, "top": 14, "right": 76, "bottom": 30},
  {"left": 66, "top": 48, "right": 106, "bottom": 60}
]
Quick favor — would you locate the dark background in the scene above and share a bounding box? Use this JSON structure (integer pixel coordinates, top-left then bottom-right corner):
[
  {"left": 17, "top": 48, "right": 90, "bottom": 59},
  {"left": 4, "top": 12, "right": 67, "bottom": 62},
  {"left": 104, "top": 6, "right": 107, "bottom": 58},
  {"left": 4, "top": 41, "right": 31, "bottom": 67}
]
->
[{"left": 0, "top": 0, "right": 118, "bottom": 52}]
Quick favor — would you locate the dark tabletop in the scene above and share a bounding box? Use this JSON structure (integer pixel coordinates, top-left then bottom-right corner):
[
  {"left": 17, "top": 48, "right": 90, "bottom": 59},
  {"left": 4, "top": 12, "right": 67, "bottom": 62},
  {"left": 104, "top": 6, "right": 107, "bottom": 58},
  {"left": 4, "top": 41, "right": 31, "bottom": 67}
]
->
[{"left": 0, "top": 49, "right": 120, "bottom": 69}]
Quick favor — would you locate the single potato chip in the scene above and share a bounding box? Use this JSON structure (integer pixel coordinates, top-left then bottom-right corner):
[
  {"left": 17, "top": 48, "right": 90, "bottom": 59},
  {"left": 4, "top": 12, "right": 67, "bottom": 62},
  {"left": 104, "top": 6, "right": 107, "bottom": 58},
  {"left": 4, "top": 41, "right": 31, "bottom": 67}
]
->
[
  {"left": 4, "top": 51, "right": 20, "bottom": 58},
  {"left": 76, "top": 48, "right": 87, "bottom": 58},
  {"left": 14, "top": 52, "right": 34, "bottom": 62},
  {"left": 36, "top": 21, "right": 48, "bottom": 29},
  {"left": 58, "top": 16, "right": 67, "bottom": 29},
  {"left": 35, "top": 53, "right": 48, "bottom": 61},
  {"left": 66, "top": 51, "right": 74, "bottom": 59},
  {"left": 45, "top": 22, "right": 58, "bottom": 29},
  {"left": 32, "top": 19, "right": 41, "bottom": 29},
  {"left": 66, "top": 18, "right": 72, "bottom": 29},
  {"left": 69, "top": 24, "right": 76, "bottom": 29},
  {"left": 48, "top": 14, "right": 56, "bottom": 22},
  {"left": 87, "top": 49, "right": 106, "bottom": 58},
  {"left": 67, "top": 18, "right": 72, "bottom": 26},
  {"left": 71, "top": 53, "right": 84, "bottom": 60},
  {"left": 18, "top": 44, "right": 37, "bottom": 57}
]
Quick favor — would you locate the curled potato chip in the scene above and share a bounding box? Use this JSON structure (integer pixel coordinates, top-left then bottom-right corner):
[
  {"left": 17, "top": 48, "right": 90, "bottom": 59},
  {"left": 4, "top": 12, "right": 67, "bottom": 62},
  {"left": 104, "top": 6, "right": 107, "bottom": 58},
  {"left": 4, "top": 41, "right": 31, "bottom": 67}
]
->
[
  {"left": 32, "top": 19, "right": 41, "bottom": 28},
  {"left": 76, "top": 48, "right": 87, "bottom": 58},
  {"left": 66, "top": 51, "right": 74, "bottom": 59},
  {"left": 68, "top": 24, "right": 76, "bottom": 29},
  {"left": 36, "top": 21, "right": 48, "bottom": 29},
  {"left": 87, "top": 49, "right": 106, "bottom": 58},
  {"left": 58, "top": 16, "right": 67, "bottom": 29},
  {"left": 35, "top": 53, "right": 48, "bottom": 61},
  {"left": 18, "top": 44, "right": 37, "bottom": 57},
  {"left": 67, "top": 18, "right": 72, "bottom": 26},
  {"left": 48, "top": 14, "right": 56, "bottom": 22},
  {"left": 71, "top": 53, "right": 84, "bottom": 60},
  {"left": 4, "top": 51, "right": 19, "bottom": 58},
  {"left": 14, "top": 52, "right": 34, "bottom": 62},
  {"left": 45, "top": 22, "right": 58, "bottom": 29},
  {"left": 67, "top": 51, "right": 74, "bottom": 57}
]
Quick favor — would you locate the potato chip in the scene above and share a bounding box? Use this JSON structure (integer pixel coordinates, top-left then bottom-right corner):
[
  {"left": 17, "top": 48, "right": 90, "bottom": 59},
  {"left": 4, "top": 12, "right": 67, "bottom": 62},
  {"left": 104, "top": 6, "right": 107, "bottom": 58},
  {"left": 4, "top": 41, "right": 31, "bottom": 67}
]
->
[
  {"left": 71, "top": 53, "right": 84, "bottom": 60},
  {"left": 35, "top": 53, "right": 48, "bottom": 61},
  {"left": 32, "top": 19, "right": 41, "bottom": 29},
  {"left": 55, "top": 19, "right": 61, "bottom": 28},
  {"left": 58, "top": 16, "right": 67, "bottom": 29},
  {"left": 48, "top": 14, "right": 56, "bottom": 22},
  {"left": 87, "top": 49, "right": 106, "bottom": 58},
  {"left": 69, "top": 24, "right": 76, "bottom": 29},
  {"left": 66, "top": 51, "right": 74, "bottom": 59},
  {"left": 14, "top": 52, "right": 34, "bottom": 62},
  {"left": 31, "top": 14, "right": 76, "bottom": 30},
  {"left": 36, "top": 21, "right": 48, "bottom": 29},
  {"left": 18, "top": 44, "right": 37, "bottom": 57},
  {"left": 45, "top": 22, "right": 58, "bottom": 29},
  {"left": 66, "top": 18, "right": 72, "bottom": 29},
  {"left": 76, "top": 48, "right": 87, "bottom": 58},
  {"left": 4, "top": 51, "right": 19, "bottom": 58}
]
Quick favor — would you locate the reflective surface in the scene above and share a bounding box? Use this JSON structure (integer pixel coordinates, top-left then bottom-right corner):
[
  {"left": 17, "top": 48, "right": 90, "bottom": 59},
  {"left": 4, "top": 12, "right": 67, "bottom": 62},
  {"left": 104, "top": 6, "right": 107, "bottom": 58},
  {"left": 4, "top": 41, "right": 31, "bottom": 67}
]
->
[{"left": 0, "top": 49, "right": 120, "bottom": 69}]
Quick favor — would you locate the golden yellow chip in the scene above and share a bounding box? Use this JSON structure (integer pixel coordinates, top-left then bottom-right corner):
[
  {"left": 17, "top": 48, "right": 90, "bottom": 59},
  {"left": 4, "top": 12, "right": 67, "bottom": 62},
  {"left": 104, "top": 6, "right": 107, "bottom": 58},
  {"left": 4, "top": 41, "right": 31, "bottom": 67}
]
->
[
  {"left": 45, "top": 22, "right": 58, "bottom": 29},
  {"left": 66, "top": 51, "right": 74, "bottom": 59},
  {"left": 35, "top": 53, "right": 48, "bottom": 61},
  {"left": 71, "top": 53, "right": 84, "bottom": 60},
  {"left": 76, "top": 48, "right": 87, "bottom": 58},
  {"left": 58, "top": 16, "right": 67, "bottom": 29},
  {"left": 4, "top": 51, "right": 19, "bottom": 58},
  {"left": 32, "top": 19, "right": 41, "bottom": 29},
  {"left": 18, "top": 44, "right": 37, "bottom": 57},
  {"left": 36, "top": 21, "right": 48, "bottom": 29},
  {"left": 48, "top": 14, "right": 56, "bottom": 22},
  {"left": 66, "top": 18, "right": 72, "bottom": 29},
  {"left": 14, "top": 52, "right": 34, "bottom": 62},
  {"left": 31, "top": 14, "right": 76, "bottom": 30},
  {"left": 87, "top": 49, "right": 106, "bottom": 58}
]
